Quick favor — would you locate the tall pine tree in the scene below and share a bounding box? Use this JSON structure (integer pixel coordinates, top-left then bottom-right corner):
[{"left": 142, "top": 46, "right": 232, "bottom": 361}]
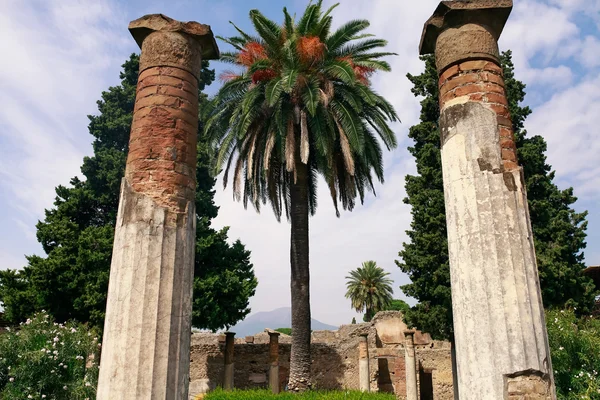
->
[
  {"left": 0, "top": 55, "right": 258, "bottom": 331},
  {"left": 397, "top": 52, "right": 595, "bottom": 340}
]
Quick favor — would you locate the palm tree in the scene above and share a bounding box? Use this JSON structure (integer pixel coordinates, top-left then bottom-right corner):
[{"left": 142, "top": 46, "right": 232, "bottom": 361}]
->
[
  {"left": 345, "top": 261, "right": 394, "bottom": 322},
  {"left": 205, "top": 1, "right": 398, "bottom": 390}
]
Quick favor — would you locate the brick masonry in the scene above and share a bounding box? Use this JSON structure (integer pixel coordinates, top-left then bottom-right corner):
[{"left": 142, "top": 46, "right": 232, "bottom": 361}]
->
[
  {"left": 506, "top": 373, "right": 553, "bottom": 400},
  {"left": 126, "top": 65, "right": 199, "bottom": 218},
  {"left": 438, "top": 59, "right": 519, "bottom": 172}
]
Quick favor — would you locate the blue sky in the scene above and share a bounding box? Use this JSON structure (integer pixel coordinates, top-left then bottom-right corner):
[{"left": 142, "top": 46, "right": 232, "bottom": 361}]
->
[{"left": 0, "top": 0, "right": 599, "bottom": 326}]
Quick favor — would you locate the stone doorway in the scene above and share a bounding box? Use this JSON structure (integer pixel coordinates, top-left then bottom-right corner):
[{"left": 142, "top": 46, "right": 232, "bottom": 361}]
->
[{"left": 419, "top": 368, "right": 434, "bottom": 400}]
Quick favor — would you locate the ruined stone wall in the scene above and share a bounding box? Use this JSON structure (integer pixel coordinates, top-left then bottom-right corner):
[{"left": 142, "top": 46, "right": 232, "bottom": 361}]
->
[
  {"left": 190, "top": 327, "right": 365, "bottom": 394},
  {"left": 189, "top": 312, "right": 453, "bottom": 399},
  {"left": 416, "top": 342, "right": 453, "bottom": 400}
]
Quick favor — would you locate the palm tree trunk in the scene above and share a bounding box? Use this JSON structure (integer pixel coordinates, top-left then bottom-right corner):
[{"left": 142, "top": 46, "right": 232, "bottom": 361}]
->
[{"left": 287, "top": 160, "right": 311, "bottom": 392}]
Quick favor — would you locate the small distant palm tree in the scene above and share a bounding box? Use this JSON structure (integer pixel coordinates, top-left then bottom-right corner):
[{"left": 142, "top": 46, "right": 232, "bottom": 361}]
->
[{"left": 345, "top": 261, "right": 394, "bottom": 321}]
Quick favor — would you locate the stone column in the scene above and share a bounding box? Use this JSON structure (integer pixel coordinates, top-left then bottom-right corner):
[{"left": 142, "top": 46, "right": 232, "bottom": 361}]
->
[
  {"left": 404, "top": 331, "right": 418, "bottom": 400},
  {"left": 223, "top": 332, "right": 235, "bottom": 390},
  {"left": 97, "top": 14, "right": 219, "bottom": 400},
  {"left": 358, "top": 334, "right": 370, "bottom": 392},
  {"left": 268, "top": 331, "right": 281, "bottom": 394},
  {"left": 419, "top": 2, "right": 555, "bottom": 399}
]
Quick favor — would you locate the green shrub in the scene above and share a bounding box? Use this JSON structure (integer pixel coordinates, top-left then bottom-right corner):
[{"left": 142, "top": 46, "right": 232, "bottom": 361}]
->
[
  {"left": 546, "top": 309, "right": 600, "bottom": 399},
  {"left": 275, "top": 328, "right": 292, "bottom": 336},
  {"left": 203, "top": 389, "right": 396, "bottom": 400},
  {"left": 0, "top": 311, "right": 99, "bottom": 399}
]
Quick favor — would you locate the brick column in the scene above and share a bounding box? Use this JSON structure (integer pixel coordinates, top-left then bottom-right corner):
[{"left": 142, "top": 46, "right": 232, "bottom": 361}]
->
[
  {"left": 419, "top": 2, "right": 555, "bottom": 399},
  {"left": 268, "top": 331, "right": 281, "bottom": 394},
  {"left": 224, "top": 332, "right": 235, "bottom": 390},
  {"left": 358, "top": 334, "right": 370, "bottom": 392},
  {"left": 404, "top": 331, "right": 418, "bottom": 400},
  {"left": 97, "top": 14, "right": 218, "bottom": 400}
]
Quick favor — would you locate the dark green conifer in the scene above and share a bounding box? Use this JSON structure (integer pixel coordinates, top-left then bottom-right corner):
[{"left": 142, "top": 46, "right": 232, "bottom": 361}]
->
[
  {"left": 0, "top": 55, "right": 258, "bottom": 331},
  {"left": 397, "top": 52, "right": 594, "bottom": 340}
]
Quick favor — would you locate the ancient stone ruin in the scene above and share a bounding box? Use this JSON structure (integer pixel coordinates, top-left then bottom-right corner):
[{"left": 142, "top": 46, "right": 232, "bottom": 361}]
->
[
  {"left": 419, "top": 1, "right": 556, "bottom": 399},
  {"left": 97, "top": 14, "right": 219, "bottom": 400},
  {"left": 92, "top": 3, "right": 562, "bottom": 399},
  {"left": 188, "top": 312, "right": 454, "bottom": 400}
]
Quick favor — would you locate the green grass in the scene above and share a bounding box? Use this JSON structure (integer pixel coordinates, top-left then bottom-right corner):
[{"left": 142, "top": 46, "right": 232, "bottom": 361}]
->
[{"left": 203, "top": 389, "right": 396, "bottom": 400}]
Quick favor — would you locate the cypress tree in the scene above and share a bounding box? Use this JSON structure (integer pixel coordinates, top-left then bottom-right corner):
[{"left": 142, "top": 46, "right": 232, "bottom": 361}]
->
[
  {"left": 397, "top": 51, "right": 595, "bottom": 340},
  {"left": 0, "top": 55, "right": 258, "bottom": 331}
]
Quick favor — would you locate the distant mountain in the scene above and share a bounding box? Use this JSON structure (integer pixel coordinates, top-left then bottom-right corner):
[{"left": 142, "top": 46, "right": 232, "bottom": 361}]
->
[{"left": 230, "top": 307, "right": 338, "bottom": 337}]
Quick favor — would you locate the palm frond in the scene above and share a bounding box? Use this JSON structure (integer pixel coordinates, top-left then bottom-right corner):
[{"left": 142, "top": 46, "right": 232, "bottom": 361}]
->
[
  {"left": 249, "top": 10, "right": 282, "bottom": 50},
  {"left": 326, "top": 20, "right": 370, "bottom": 53}
]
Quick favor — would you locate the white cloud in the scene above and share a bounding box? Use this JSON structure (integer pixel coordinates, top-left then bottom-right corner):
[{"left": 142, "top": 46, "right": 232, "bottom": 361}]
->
[
  {"left": 526, "top": 75, "right": 600, "bottom": 198},
  {"left": 0, "top": 0, "right": 130, "bottom": 213},
  {"left": 211, "top": 0, "right": 438, "bottom": 325},
  {"left": 0, "top": 0, "right": 131, "bottom": 267},
  {"left": 212, "top": 0, "right": 600, "bottom": 324},
  {"left": 1, "top": 0, "right": 598, "bottom": 326},
  {"left": 578, "top": 36, "right": 600, "bottom": 68}
]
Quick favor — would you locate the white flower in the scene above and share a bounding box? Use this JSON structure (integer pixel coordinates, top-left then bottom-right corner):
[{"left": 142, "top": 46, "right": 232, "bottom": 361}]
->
[
  {"left": 63, "top": 385, "right": 68, "bottom": 390},
  {"left": 559, "top": 346, "right": 564, "bottom": 350},
  {"left": 85, "top": 382, "right": 91, "bottom": 387},
  {"left": 53, "top": 336, "right": 59, "bottom": 342},
  {"left": 63, "top": 364, "right": 67, "bottom": 369},
  {"left": 5, "top": 327, "right": 9, "bottom": 332},
  {"left": 71, "top": 328, "right": 77, "bottom": 333},
  {"left": 25, "top": 319, "right": 32, "bottom": 325},
  {"left": 53, "top": 350, "right": 58, "bottom": 355},
  {"left": 41, "top": 348, "right": 46, "bottom": 352},
  {"left": 28, "top": 395, "right": 32, "bottom": 399},
  {"left": 9, "top": 377, "right": 14, "bottom": 382}
]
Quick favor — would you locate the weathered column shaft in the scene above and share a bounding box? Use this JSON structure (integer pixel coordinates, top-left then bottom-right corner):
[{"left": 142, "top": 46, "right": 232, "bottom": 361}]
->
[
  {"left": 358, "top": 335, "right": 370, "bottom": 392},
  {"left": 419, "top": 2, "right": 555, "bottom": 399},
  {"left": 404, "top": 331, "right": 418, "bottom": 400},
  {"left": 268, "top": 332, "right": 280, "bottom": 394},
  {"left": 224, "top": 332, "right": 235, "bottom": 390},
  {"left": 97, "top": 14, "right": 218, "bottom": 400}
]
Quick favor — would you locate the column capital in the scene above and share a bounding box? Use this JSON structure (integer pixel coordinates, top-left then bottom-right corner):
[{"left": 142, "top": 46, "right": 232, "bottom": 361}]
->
[
  {"left": 129, "top": 14, "right": 220, "bottom": 80},
  {"left": 419, "top": 0, "right": 513, "bottom": 72}
]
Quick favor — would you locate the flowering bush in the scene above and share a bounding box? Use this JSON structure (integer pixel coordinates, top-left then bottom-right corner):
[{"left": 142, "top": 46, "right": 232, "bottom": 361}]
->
[
  {"left": 0, "top": 311, "right": 99, "bottom": 399},
  {"left": 546, "top": 308, "right": 600, "bottom": 399}
]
